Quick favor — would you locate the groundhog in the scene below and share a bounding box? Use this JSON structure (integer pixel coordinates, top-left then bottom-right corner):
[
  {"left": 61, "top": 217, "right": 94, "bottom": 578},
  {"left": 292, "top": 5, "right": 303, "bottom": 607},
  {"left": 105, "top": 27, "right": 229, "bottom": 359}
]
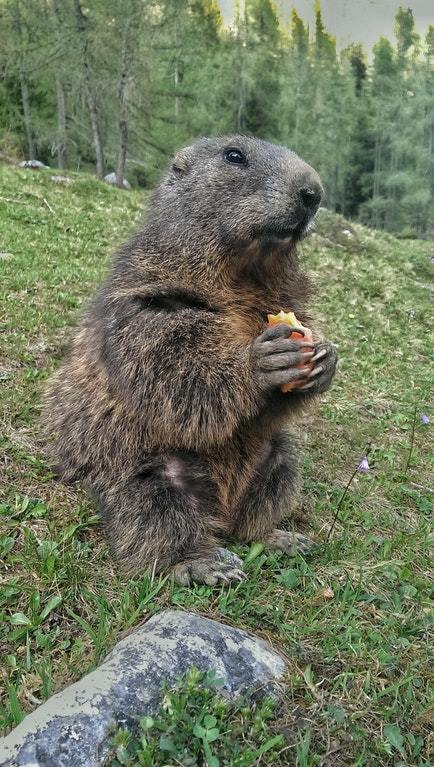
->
[{"left": 44, "top": 135, "right": 337, "bottom": 586}]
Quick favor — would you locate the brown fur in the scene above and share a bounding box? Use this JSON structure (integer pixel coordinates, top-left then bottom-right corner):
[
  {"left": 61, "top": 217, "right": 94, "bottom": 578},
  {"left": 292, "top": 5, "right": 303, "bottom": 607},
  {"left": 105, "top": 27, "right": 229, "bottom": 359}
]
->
[{"left": 43, "top": 136, "right": 337, "bottom": 580}]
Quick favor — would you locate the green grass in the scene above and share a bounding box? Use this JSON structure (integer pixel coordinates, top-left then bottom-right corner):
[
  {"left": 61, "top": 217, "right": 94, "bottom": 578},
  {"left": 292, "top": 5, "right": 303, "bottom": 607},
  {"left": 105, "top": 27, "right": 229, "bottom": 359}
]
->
[
  {"left": 0, "top": 164, "right": 433, "bottom": 765},
  {"left": 106, "top": 668, "right": 285, "bottom": 767}
]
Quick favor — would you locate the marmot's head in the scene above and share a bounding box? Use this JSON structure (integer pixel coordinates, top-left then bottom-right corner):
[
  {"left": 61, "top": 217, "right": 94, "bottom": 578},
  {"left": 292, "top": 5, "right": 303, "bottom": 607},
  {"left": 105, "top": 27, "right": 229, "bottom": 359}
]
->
[{"left": 152, "top": 135, "right": 323, "bottom": 252}]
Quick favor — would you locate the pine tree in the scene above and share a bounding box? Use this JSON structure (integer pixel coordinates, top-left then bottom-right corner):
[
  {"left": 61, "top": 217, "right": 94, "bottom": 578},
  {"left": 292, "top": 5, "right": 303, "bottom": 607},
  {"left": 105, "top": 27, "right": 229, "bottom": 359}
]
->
[
  {"left": 307, "top": 2, "right": 358, "bottom": 213},
  {"left": 395, "top": 6, "right": 419, "bottom": 60},
  {"left": 360, "top": 37, "right": 398, "bottom": 229},
  {"left": 72, "top": 0, "right": 106, "bottom": 177},
  {"left": 141, "top": 0, "right": 224, "bottom": 175},
  {"left": 314, "top": 0, "right": 335, "bottom": 63},
  {"left": 1, "top": 0, "right": 39, "bottom": 159},
  {"left": 341, "top": 44, "right": 372, "bottom": 217},
  {"left": 48, "top": 0, "right": 69, "bottom": 169},
  {"left": 242, "top": 0, "right": 282, "bottom": 138},
  {"left": 278, "top": 10, "right": 312, "bottom": 153},
  {"left": 0, "top": 0, "right": 431, "bottom": 233}
]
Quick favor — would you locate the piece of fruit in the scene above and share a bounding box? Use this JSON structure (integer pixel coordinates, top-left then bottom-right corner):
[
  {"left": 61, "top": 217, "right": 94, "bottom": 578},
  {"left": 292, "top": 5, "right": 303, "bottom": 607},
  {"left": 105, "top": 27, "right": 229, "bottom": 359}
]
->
[{"left": 267, "top": 309, "right": 313, "bottom": 392}]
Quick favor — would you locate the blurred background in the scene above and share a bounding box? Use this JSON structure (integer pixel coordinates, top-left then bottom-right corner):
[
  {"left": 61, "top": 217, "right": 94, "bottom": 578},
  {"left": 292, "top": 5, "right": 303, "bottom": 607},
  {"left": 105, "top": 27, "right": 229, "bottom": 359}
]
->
[{"left": 0, "top": 0, "right": 433, "bottom": 236}]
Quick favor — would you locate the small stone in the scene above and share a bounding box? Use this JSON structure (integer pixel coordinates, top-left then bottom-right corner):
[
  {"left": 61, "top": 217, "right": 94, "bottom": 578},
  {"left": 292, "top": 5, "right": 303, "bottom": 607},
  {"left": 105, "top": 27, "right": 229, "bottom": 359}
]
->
[
  {"left": 0, "top": 610, "right": 286, "bottom": 767},
  {"left": 51, "top": 175, "right": 72, "bottom": 185},
  {"left": 214, "top": 546, "right": 244, "bottom": 568},
  {"left": 0, "top": 252, "right": 13, "bottom": 260},
  {"left": 104, "top": 172, "right": 131, "bottom": 190}
]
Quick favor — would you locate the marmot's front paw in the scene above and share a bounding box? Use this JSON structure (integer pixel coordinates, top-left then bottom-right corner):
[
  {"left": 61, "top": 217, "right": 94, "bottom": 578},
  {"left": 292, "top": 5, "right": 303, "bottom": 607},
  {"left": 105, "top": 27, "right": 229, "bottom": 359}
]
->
[
  {"left": 172, "top": 556, "right": 247, "bottom": 586},
  {"left": 264, "top": 529, "right": 316, "bottom": 556},
  {"left": 297, "top": 341, "right": 337, "bottom": 394},
  {"left": 252, "top": 323, "right": 315, "bottom": 394}
]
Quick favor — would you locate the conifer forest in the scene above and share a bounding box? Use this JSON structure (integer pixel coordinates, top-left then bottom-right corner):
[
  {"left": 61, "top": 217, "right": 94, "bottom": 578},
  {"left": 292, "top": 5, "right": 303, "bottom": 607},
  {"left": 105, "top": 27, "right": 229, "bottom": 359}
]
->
[{"left": 0, "top": 1, "right": 433, "bottom": 237}]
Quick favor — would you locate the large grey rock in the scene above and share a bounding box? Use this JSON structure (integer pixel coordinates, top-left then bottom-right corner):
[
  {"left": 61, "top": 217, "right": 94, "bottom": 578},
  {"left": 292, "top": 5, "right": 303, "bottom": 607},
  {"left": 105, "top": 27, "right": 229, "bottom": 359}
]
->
[
  {"left": 18, "top": 160, "right": 48, "bottom": 169},
  {"left": 0, "top": 610, "right": 286, "bottom": 767}
]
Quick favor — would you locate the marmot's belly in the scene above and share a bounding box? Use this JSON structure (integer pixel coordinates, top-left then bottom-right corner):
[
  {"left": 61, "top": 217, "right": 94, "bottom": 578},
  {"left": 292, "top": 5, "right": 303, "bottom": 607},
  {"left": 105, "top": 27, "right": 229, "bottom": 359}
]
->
[
  {"left": 146, "top": 434, "right": 274, "bottom": 516},
  {"left": 208, "top": 434, "right": 274, "bottom": 512}
]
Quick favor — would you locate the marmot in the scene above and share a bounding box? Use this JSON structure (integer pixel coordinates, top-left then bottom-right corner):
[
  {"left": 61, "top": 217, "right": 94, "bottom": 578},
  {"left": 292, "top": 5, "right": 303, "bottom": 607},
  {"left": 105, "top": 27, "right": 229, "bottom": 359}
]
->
[{"left": 44, "top": 136, "right": 337, "bottom": 585}]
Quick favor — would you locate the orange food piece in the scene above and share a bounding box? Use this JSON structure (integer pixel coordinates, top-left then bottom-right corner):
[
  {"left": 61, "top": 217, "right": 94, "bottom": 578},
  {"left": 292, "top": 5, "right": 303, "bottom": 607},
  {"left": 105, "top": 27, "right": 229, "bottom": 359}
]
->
[{"left": 266, "top": 310, "right": 314, "bottom": 392}]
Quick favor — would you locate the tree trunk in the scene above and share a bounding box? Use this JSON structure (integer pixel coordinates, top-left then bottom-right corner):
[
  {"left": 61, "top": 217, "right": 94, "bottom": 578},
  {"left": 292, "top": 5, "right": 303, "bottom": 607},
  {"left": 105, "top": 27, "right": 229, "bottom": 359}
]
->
[
  {"left": 55, "top": 77, "right": 67, "bottom": 168},
  {"left": 51, "top": 0, "right": 67, "bottom": 168},
  {"left": 235, "top": 4, "right": 246, "bottom": 132},
  {"left": 293, "top": 82, "right": 300, "bottom": 151},
  {"left": 116, "top": 117, "right": 128, "bottom": 188},
  {"left": 115, "top": 41, "right": 129, "bottom": 188},
  {"left": 372, "top": 108, "right": 382, "bottom": 229},
  {"left": 13, "top": 3, "right": 35, "bottom": 160},
  {"left": 74, "top": 0, "right": 105, "bottom": 178},
  {"left": 174, "top": 59, "right": 180, "bottom": 120},
  {"left": 236, "top": 41, "right": 245, "bottom": 131},
  {"left": 86, "top": 85, "right": 105, "bottom": 178},
  {"left": 20, "top": 74, "right": 35, "bottom": 160}
]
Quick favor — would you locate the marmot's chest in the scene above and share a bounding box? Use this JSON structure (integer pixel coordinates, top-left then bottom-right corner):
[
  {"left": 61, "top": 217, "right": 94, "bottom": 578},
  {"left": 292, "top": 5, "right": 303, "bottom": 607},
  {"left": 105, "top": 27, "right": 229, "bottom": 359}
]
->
[
  {"left": 226, "top": 303, "right": 266, "bottom": 342},
  {"left": 225, "top": 295, "right": 312, "bottom": 344}
]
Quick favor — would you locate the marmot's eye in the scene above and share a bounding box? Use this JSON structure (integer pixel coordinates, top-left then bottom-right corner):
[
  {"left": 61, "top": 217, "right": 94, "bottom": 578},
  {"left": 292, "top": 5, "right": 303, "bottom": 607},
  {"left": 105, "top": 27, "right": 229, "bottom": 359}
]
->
[{"left": 224, "top": 148, "right": 247, "bottom": 166}]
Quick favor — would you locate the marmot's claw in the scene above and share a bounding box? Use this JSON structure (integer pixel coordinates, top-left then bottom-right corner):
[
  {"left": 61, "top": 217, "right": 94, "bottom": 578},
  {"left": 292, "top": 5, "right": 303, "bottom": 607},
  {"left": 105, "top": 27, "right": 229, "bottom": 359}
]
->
[
  {"left": 224, "top": 568, "right": 247, "bottom": 582},
  {"left": 172, "top": 558, "right": 247, "bottom": 587},
  {"left": 264, "top": 529, "right": 316, "bottom": 557},
  {"left": 311, "top": 347, "right": 328, "bottom": 364},
  {"left": 298, "top": 342, "right": 337, "bottom": 394}
]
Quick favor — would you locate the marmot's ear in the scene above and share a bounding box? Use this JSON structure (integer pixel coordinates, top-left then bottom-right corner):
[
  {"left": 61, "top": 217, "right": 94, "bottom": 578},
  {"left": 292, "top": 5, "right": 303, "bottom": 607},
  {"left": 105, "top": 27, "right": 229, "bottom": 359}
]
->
[{"left": 171, "top": 147, "right": 193, "bottom": 176}]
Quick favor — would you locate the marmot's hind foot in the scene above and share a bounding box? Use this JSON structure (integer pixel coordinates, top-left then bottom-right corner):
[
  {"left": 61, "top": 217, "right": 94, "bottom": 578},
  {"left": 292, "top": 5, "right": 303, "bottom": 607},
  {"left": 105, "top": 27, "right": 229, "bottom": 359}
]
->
[
  {"left": 264, "top": 529, "right": 315, "bottom": 557},
  {"left": 172, "top": 555, "right": 246, "bottom": 587}
]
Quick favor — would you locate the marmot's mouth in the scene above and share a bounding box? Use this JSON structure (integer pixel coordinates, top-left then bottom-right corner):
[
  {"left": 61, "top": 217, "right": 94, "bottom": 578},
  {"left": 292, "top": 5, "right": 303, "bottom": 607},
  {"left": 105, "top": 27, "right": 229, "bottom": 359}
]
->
[
  {"left": 269, "top": 226, "right": 295, "bottom": 240},
  {"left": 261, "top": 215, "right": 311, "bottom": 242}
]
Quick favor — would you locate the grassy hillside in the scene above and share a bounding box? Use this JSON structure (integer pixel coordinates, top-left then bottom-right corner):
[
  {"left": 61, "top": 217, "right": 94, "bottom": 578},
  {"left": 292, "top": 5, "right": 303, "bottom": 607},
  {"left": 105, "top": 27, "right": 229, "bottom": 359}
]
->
[{"left": 0, "top": 164, "right": 432, "bottom": 765}]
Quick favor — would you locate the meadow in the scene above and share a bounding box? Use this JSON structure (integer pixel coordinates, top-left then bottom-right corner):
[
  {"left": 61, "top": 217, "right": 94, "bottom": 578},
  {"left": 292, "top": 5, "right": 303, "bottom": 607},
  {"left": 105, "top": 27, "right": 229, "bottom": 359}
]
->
[{"left": 0, "top": 165, "right": 432, "bottom": 765}]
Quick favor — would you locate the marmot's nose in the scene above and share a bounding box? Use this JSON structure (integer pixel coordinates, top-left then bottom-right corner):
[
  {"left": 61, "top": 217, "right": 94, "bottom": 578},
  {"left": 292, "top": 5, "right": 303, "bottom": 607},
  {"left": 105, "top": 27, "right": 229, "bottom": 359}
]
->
[{"left": 299, "top": 184, "right": 322, "bottom": 212}]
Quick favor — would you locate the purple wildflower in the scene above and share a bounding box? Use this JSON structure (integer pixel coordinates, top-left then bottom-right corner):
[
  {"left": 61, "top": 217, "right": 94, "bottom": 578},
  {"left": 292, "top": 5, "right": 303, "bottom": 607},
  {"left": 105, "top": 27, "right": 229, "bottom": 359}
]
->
[
  {"left": 357, "top": 456, "right": 370, "bottom": 473},
  {"left": 420, "top": 413, "right": 430, "bottom": 425}
]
